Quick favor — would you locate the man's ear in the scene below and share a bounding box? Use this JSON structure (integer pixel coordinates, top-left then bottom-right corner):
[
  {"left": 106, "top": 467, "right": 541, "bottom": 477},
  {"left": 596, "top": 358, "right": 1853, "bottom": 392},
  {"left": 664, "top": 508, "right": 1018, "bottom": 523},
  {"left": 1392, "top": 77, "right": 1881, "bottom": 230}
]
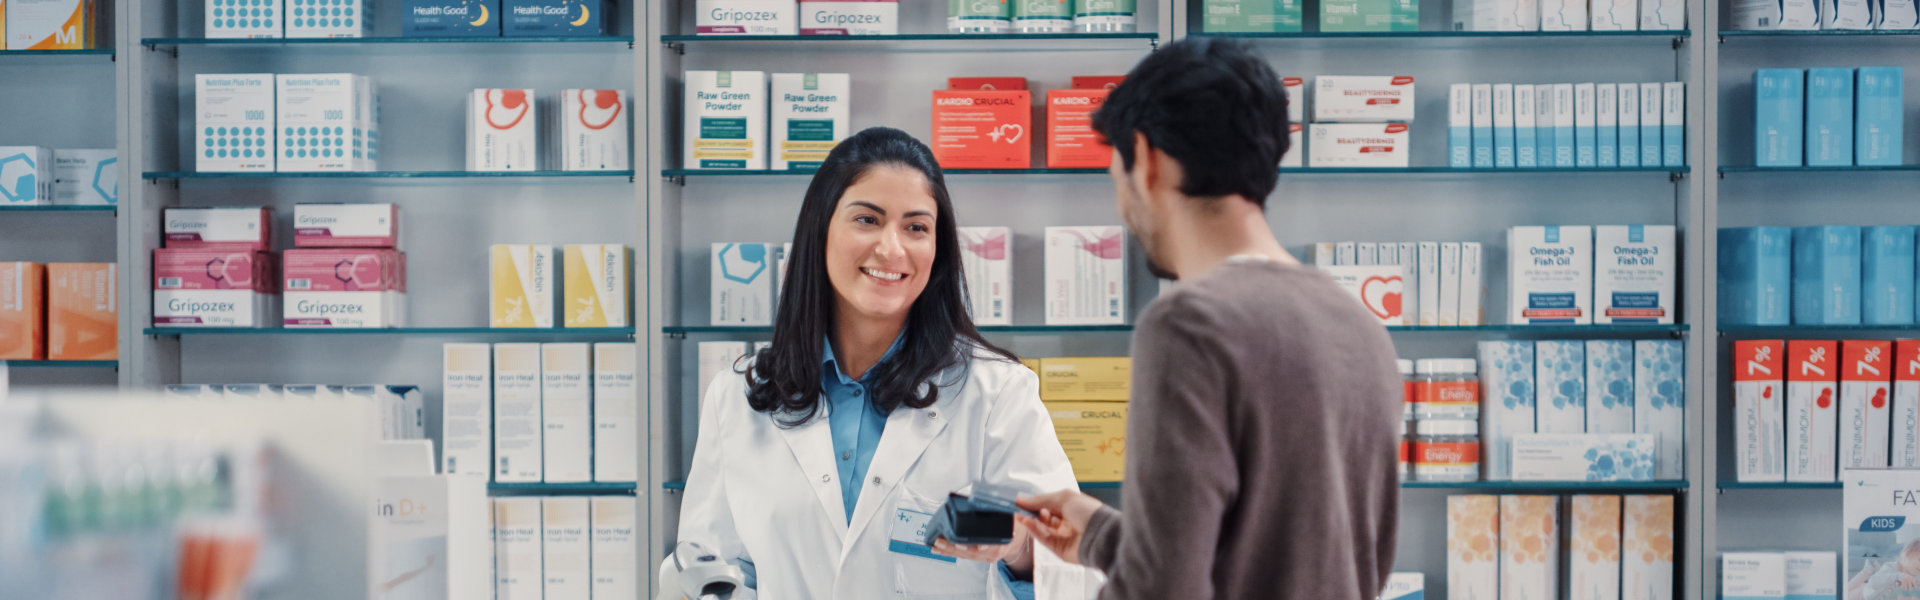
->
[{"left": 1130, "top": 131, "right": 1155, "bottom": 197}]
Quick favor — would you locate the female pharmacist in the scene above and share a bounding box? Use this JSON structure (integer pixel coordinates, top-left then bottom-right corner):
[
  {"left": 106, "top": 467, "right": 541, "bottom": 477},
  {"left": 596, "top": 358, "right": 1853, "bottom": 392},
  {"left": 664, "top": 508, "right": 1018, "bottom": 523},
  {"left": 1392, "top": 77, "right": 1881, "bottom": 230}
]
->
[{"left": 674, "top": 127, "right": 1092, "bottom": 599}]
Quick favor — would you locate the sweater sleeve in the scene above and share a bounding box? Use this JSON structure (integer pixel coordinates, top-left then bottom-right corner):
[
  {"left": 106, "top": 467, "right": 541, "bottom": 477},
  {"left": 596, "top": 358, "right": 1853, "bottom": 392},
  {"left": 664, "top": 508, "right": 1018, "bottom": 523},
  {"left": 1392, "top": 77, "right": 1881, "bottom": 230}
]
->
[{"left": 1076, "top": 295, "right": 1240, "bottom": 600}]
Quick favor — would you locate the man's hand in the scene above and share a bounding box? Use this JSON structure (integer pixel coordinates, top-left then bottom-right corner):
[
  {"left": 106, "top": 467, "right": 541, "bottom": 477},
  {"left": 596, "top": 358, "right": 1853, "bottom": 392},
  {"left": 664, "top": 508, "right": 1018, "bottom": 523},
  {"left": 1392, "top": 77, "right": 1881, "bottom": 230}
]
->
[
  {"left": 1014, "top": 490, "right": 1105, "bottom": 566},
  {"left": 931, "top": 527, "right": 1036, "bottom": 579}
]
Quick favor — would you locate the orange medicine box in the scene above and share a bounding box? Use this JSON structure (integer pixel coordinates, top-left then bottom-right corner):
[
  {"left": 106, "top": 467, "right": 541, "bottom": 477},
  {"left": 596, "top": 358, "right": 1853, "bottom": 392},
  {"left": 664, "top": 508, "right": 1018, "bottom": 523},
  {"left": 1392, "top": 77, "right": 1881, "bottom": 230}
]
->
[
  {"left": 0, "top": 262, "right": 47, "bottom": 360},
  {"left": 947, "top": 77, "right": 1028, "bottom": 91},
  {"left": 47, "top": 263, "right": 116, "bottom": 361},
  {"left": 932, "top": 89, "right": 1032, "bottom": 169},
  {"left": 1046, "top": 88, "right": 1112, "bottom": 169}
]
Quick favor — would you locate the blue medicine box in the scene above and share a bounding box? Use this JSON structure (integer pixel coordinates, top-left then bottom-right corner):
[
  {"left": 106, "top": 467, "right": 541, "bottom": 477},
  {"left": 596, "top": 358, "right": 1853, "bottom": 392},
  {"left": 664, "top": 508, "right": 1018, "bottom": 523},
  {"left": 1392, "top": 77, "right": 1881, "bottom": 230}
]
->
[
  {"left": 403, "top": 0, "right": 502, "bottom": 36},
  {"left": 1754, "top": 69, "right": 1805, "bottom": 167},
  {"left": 1792, "top": 225, "right": 1863, "bottom": 325},
  {"left": 1720, "top": 227, "right": 1793, "bottom": 326},
  {"left": 503, "top": 0, "right": 611, "bottom": 36},
  {"left": 1805, "top": 68, "right": 1854, "bottom": 167},
  {"left": 1863, "top": 226, "right": 1916, "bottom": 325},
  {"left": 1855, "top": 67, "right": 1904, "bottom": 166}
]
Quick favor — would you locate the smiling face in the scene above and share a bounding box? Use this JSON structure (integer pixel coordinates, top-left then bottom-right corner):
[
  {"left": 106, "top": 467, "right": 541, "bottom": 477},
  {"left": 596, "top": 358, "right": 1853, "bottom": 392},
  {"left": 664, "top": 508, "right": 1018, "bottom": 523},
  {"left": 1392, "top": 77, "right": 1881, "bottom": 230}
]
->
[{"left": 825, "top": 165, "right": 939, "bottom": 328}]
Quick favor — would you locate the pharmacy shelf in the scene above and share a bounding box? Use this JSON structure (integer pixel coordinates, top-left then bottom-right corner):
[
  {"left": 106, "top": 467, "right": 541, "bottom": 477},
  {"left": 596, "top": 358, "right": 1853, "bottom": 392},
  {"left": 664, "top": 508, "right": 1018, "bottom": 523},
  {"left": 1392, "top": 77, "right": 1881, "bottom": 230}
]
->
[
  {"left": 1718, "top": 165, "right": 1920, "bottom": 173},
  {"left": 1720, "top": 29, "right": 1920, "bottom": 37},
  {"left": 2, "top": 360, "right": 118, "bottom": 368},
  {"left": 0, "top": 205, "right": 117, "bottom": 212},
  {"left": 661, "top": 480, "right": 1121, "bottom": 492},
  {"left": 667, "top": 166, "right": 1689, "bottom": 178},
  {"left": 490, "top": 482, "right": 639, "bottom": 496},
  {"left": 666, "top": 324, "right": 1688, "bottom": 336},
  {"left": 1717, "top": 324, "right": 1920, "bottom": 336},
  {"left": 1715, "top": 481, "right": 1843, "bottom": 490},
  {"left": 1402, "top": 479, "right": 1691, "bottom": 491},
  {"left": 658, "top": 32, "right": 1157, "bottom": 52},
  {"left": 144, "top": 170, "right": 635, "bottom": 180},
  {"left": 0, "top": 48, "right": 114, "bottom": 57},
  {"left": 142, "top": 35, "right": 635, "bottom": 48},
  {"left": 663, "top": 324, "right": 1136, "bottom": 335},
  {"left": 664, "top": 168, "right": 1107, "bottom": 178},
  {"left": 1193, "top": 29, "right": 1690, "bottom": 39},
  {"left": 144, "top": 327, "right": 636, "bottom": 337},
  {"left": 661, "top": 33, "right": 1156, "bottom": 42}
]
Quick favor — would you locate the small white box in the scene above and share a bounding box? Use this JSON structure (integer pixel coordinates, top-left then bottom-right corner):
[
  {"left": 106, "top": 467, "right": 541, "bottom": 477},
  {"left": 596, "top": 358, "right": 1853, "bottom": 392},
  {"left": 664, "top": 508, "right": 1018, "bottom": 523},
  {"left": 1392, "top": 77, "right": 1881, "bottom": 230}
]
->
[
  {"left": 685, "top": 71, "right": 769, "bottom": 170},
  {"left": 276, "top": 74, "right": 372, "bottom": 172},
  {"left": 491, "top": 244, "right": 559, "bottom": 329},
  {"left": 1500, "top": 495, "right": 1560, "bottom": 600},
  {"left": 1511, "top": 433, "right": 1656, "bottom": 480},
  {"left": 542, "top": 497, "right": 590, "bottom": 600},
  {"left": 52, "top": 149, "right": 116, "bottom": 206},
  {"left": 771, "top": 73, "right": 850, "bottom": 170},
  {"left": 1575, "top": 83, "right": 1598, "bottom": 166},
  {"left": 1282, "top": 123, "right": 1304, "bottom": 169},
  {"left": 1571, "top": 495, "right": 1623, "bottom": 600},
  {"left": 541, "top": 343, "right": 592, "bottom": 483},
  {"left": 1309, "top": 123, "right": 1410, "bottom": 168},
  {"left": 285, "top": 0, "right": 372, "bottom": 38},
  {"left": 1839, "top": 341, "right": 1893, "bottom": 469},
  {"left": 221, "top": 384, "right": 284, "bottom": 401},
  {"left": 1323, "top": 265, "right": 1413, "bottom": 326},
  {"left": 1543, "top": 0, "right": 1590, "bottom": 29},
  {"left": 593, "top": 343, "right": 639, "bottom": 482},
  {"left": 697, "top": 0, "right": 800, "bottom": 34},
  {"left": 801, "top": 0, "right": 900, "bottom": 34},
  {"left": 1619, "top": 83, "right": 1641, "bottom": 166},
  {"left": 1313, "top": 76, "right": 1417, "bottom": 123},
  {"left": 1480, "top": 340, "right": 1538, "bottom": 480},
  {"left": 1661, "top": 82, "right": 1685, "bottom": 167},
  {"left": 1553, "top": 84, "right": 1577, "bottom": 167},
  {"left": 195, "top": 75, "right": 276, "bottom": 173},
  {"left": 1449, "top": 84, "right": 1473, "bottom": 168},
  {"left": 959, "top": 227, "right": 1013, "bottom": 326},
  {"left": 1634, "top": 339, "right": 1685, "bottom": 480},
  {"left": 1311, "top": 242, "right": 1338, "bottom": 267},
  {"left": 1623, "top": 496, "right": 1675, "bottom": 600},
  {"left": 1587, "top": 340, "right": 1636, "bottom": 433},
  {"left": 493, "top": 343, "right": 544, "bottom": 483},
  {"left": 1594, "top": 225, "right": 1676, "bottom": 324},
  {"left": 1516, "top": 85, "right": 1539, "bottom": 167},
  {"left": 209, "top": 0, "right": 284, "bottom": 38},
  {"left": 711, "top": 243, "right": 778, "bottom": 326},
  {"left": 341, "top": 385, "right": 423, "bottom": 440},
  {"left": 1336, "top": 241, "right": 1358, "bottom": 266},
  {"left": 1825, "top": 0, "right": 1875, "bottom": 27},
  {"left": 1592, "top": 0, "right": 1638, "bottom": 28},
  {"left": 1419, "top": 242, "right": 1441, "bottom": 325},
  {"left": 1596, "top": 84, "right": 1619, "bottom": 167},
  {"left": 1448, "top": 496, "right": 1500, "bottom": 600},
  {"left": 442, "top": 343, "right": 492, "bottom": 477},
  {"left": 1733, "top": 340, "right": 1787, "bottom": 482},
  {"left": 562, "top": 244, "right": 631, "bottom": 328},
  {"left": 469, "top": 89, "right": 539, "bottom": 171},
  {"left": 1896, "top": 341, "right": 1920, "bottom": 468},
  {"left": 1357, "top": 242, "right": 1380, "bottom": 266},
  {"left": 0, "top": 146, "right": 52, "bottom": 206},
  {"left": 293, "top": 203, "right": 398, "bottom": 248},
  {"left": 697, "top": 341, "right": 750, "bottom": 405},
  {"left": 1454, "top": 0, "right": 1543, "bottom": 30},
  {"left": 1723, "top": 553, "right": 1788, "bottom": 600},
  {"left": 1460, "top": 242, "right": 1484, "bottom": 325},
  {"left": 1044, "top": 226, "right": 1126, "bottom": 325},
  {"left": 494, "top": 497, "right": 543, "bottom": 600},
  {"left": 1536, "top": 340, "right": 1588, "bottom": 433},
  {"left": 1786, "top": 341, "right": 1840, "bottom": 482},
  {"left": 1509, "top": 225, "right": 1594, "bottom": 324},
  {"left": 1440, "top": 242, "right": 1462, "bottom": 326},
  {"left": 590, "top": 497, "right": 639, "bottom": 600},
  {"left": 1493, "top": 84, "right": 1516, "bottom": 168},
  {"left": 163, "top": 207, "right": 272, "bottom": 250},
  {"left": 1785, "top": 552, "right": 1838, "bottom": 600},
  {"left": 555, "top": 89, "right": 629, "bottom": 171},
  {"left": 1639, "top": 83, "right": 1662, "bottom": 167},
  {"left": 1640, "top": 0, "right": 1685, "bottom": 28},
  {"left": 1398, "top": 242, "right": 1420, "bottom": 326},
  {"left": 1471, "top": 84, "right": 1494, "bottom": 168},
  {"left": 1384, "top": 573, "right": 1425, "bottom": 600}
]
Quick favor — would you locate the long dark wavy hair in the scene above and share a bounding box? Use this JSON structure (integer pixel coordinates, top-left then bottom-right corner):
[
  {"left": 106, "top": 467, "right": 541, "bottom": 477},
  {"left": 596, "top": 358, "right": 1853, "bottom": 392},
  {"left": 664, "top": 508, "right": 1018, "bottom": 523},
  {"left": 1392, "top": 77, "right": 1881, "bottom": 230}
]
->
[{"left": 744, "top": 127, "right": 1018, "bottom": 427}]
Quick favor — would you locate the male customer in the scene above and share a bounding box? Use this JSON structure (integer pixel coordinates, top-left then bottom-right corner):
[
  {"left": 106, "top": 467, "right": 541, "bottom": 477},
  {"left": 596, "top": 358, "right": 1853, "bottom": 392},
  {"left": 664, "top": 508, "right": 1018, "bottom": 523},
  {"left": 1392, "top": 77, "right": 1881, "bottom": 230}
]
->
[{"left": 1016, "top": 39, "right": 1403, "bottom": 600}]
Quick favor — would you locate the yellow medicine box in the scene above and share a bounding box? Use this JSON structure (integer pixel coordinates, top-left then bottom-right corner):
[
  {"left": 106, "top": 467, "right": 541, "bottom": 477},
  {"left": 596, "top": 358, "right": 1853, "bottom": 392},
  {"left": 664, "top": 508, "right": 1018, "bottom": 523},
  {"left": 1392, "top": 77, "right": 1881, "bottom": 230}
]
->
[
  {"left": 1039, "top": 357, "right": 1130, "bottom": 401},
  {"left": 1021, "top": 359, "right": 1041, "bottom": 373},
  {"left": 1045, "top": 401, "right": 1128, "bottom": 483}
]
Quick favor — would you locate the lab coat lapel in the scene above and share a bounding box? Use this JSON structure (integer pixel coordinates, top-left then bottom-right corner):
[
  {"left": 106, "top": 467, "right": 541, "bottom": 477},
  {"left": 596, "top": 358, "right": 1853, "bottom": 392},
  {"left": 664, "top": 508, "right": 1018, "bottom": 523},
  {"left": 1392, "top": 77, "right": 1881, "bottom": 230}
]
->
[
  {"left": 841, "top": 402, "right": 949, "bottom": 565},
  {"left": 774, "top": 400, "right": 849, "bottom": 534}
]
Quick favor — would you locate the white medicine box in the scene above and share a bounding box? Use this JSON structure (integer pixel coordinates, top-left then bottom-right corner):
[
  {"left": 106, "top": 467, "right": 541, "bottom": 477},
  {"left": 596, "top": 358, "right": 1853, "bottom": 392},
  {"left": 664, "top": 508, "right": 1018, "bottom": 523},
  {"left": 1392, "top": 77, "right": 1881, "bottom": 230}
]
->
[
  {"left": 1308, "top": 124, "right": 1411, "bottom": 168},
  {"left": 196, "top": 74, "right": 277, "bottom": 173},
  {"left": 1313, "top": 76, "right": 1417, "bottom": 123},
  {"left": 209, "top": 0, "right": 285, "bottom": 38},
  {"left": 285, "top": 0, "right": 372, "bottom": 38},
  {"left": 1594, "top": 225, "right": 1676, "bottom": 324},
  {"left": 470, "top": 89, "right": 540, "bottom": 171},
  {"left": 1508, "top": 225, "right": 1594, "bottom": 325},
  {"left": 276, "top": 74, "right": 375, "bottom": 172},
  {"left": 554, "top": 89, "right": 629, "bottom": 172}
]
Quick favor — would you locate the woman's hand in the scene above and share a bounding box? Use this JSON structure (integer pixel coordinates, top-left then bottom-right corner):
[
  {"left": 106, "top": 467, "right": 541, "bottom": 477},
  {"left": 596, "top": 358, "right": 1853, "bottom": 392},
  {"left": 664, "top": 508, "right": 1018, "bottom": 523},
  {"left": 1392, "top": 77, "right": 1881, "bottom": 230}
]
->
[
  {"left": 931, "top": 526, "right": 1036, "bottom": 579},
  {"left": 1013, "top": 490, "right": 1104, "bottom": 566}
]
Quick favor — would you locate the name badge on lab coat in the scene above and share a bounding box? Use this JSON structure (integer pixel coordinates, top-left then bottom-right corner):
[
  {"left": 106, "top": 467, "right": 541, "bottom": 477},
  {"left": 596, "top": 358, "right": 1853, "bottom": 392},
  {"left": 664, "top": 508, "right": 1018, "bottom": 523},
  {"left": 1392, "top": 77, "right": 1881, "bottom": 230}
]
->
[{"left": 889, "top": 508, "right": 956, "bottom": 563}]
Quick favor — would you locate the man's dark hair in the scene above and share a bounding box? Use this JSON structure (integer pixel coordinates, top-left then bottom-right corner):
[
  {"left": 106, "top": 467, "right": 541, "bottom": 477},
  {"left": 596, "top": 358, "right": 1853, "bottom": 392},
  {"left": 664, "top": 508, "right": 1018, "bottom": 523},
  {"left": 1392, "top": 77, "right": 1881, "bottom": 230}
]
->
[{"left": 1092, "top": 38, "right": 1291, "bottom": 207}]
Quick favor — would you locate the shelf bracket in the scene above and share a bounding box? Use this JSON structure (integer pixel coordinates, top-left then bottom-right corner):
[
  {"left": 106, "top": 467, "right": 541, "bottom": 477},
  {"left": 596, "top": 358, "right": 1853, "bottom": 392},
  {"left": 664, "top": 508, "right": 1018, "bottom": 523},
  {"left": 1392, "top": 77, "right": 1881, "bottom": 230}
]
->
[
  {"left": 1672, "top": 36, "right": 1685, "bottom": 49},
  {"left": 668, "top": 175, "right": 686, "bottom": 187},
  {"left": 666, "top": 332, "right": 687, "bottom": 340},
  {"left": 1669, "top": 171, "right": 1685, "bottom": 183},
  {"left": 663, "top": 41, "right": 685, "bottom": 55}
]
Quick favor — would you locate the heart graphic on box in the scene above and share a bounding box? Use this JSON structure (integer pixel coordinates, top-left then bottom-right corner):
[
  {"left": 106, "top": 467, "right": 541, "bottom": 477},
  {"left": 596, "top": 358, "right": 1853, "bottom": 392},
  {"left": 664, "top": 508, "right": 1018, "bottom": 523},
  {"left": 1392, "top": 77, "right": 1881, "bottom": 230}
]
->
[
  {"left": 1360, "top": 275, "right": 1404, "bottom": 321},
  {"left": 579, "top": 89, "right": 622, "bottom": 130},
  {"left": 995, "top": 123, "right": 1024, "bottom": 144},
  {"left": 485, "top": 90, "right": 531, "bottom": 131}
]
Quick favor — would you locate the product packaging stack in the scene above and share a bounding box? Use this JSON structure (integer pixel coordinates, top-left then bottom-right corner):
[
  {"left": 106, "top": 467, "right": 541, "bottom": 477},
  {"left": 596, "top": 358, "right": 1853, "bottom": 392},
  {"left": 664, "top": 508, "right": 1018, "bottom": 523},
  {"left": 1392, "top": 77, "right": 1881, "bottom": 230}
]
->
[
  {"left": 492, "top": 244, "right": 631, "bottom": 329},
  {"left": 283, "top": 203, "right": 407, "bottom": 328},
  {"left": 0, "top": 147, "right": 55, "bottom": 206},
  {"left": 1, "top": 261, "right": 118, "bottom": 361},
  {"left": 1470, "top": 338, "right": 1680, "bottom": 483},
  {"left": 1731, "top": 339, "right": 1920, "bottom": 480},
  {"left": 1038, "top": 357, "right": 1131, "bottom": 483},
  {"left": 153, "top": 207, "right": 280, "bottom": 328},
  {"left": 1448, "top": 495, "right": 1675, "bottom": 600},
  {"left": 195, "top": 73, "right": 380, "bottom": 173},
  {"left": 1752, "top": 67, "right": 1905, "bottom": 167},
  {"left": 1451, "top": 82, "right": 1686, "bottom": 169},
  {"left": 1732, "top": 0, "right": 1916, "bottom": 30},
  {"left": 1719, "top": 225, "right": 1918, "bottom": 326},
  {"left": 491, "top": 496, "right": 639, "bottom": 600},
  {"left": 1311, "top": 239, "right": 1482, "bottom": 327},
  {"left": 1310, "top": 76, "right": 1414, "bottom": 168},
  {"left": 441, "top": 342, "right": 639, "bottom": 484}
]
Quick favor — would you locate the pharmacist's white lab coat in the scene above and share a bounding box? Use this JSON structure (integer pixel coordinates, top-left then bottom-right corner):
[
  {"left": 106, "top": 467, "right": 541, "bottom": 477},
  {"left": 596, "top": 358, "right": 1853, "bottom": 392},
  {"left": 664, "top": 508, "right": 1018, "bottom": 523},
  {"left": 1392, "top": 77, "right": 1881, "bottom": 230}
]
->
[{"left": 674, "top": 349, "right": 1100, "bottom": 600}]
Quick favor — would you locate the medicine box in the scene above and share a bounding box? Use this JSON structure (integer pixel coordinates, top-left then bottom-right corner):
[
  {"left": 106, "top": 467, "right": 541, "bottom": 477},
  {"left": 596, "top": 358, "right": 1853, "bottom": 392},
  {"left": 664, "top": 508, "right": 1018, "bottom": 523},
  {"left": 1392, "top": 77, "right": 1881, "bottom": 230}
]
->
[
  {"left": 1479, "top": 340, "right": 1537, "bottom": 480},
  {"left": 562, "top": 244, "right": 630, "bottom": 328},
  {"left": 276, "top": 74, "right": 374, "bottom": 172},
  {"left": 1785, "top": 552, "right": 1839, "bottom": 600},
  {"left": 1634, "top": 339, "right": 1684, "bottom": 480},
  {"left": 1793, "top": 226, "right": 1863, "bottom": 325},
  {"left": 1509, "top": 225, "right": 1593, "bottom": 325},
  {"left": 1044, "top": 226, "right": 1126, "bottom": 325},
  {"left": 1447, "top": 496, "right": 1500, "bottom": 600},
  {"left": 711, "top": 243, "right": 778, "bottom": 326},
  {"left": 52, "top": 149, "right": 115, "bottom": 206},
  {"left": 1597, "top": 84, "right": 1618, "bottom": 167},
  {"left": 1383, "top": 573, "right": 1424, "bottom": 600},
  {"left": 282, "top": 249, "right": 406, "bottom": 328},
  {"left": 555, "top": 89, "right": 630, "bottom": 171},
  {"left": 1896, "top": 340, "right": 1920, "bottom": 468},
  {"left": 294, "top": 203, "right": 398, "bottom": 248},
  {"left": 195, "top": 75, "right": 278, "bottom": 173},
  {"left": 341, "top": 385, "right": 424, "bottom": 440},
  {"left": 802, "top": 0, "right": 900, "bottom": 35},
  {"left": 442, "top": 343, "right": 492, "bottom": 477},
  {"left": 493, "top": 343, "right": 544, "bottom": 482},
  {"left": 209, "top": 0, "right": 284, "bottom": 39},
  {"left": 590, "top": 497, "right": 639, "bottom": 599},
  {"left": 1553, "top": 84, "right": 1575, "bottom": 167},
  {"left": 492, "top": 244, "right": 558, "bottom": 328},
  {"left": 1724, "top": 553, "right": 1788, "bottom": 600},
  {"left": 1570, "top": 495, "right": 1623, "bottom": 600},
  {"left": 1862, "top": 226, "right": 1916, "bottom": 325},
  {"left": 931, "top": 88, "right": 1032, "bottom": 169},
  {"left": 1397, "top": 242, "right": 1421, "bottom": 326},
  {"left": 8, "top": 0, "right": 89, "bottom": 49},
  {"left": 1733, "top": 340, "right": 1787, "bottom": 482},
  {"left": 1640, "top": 83, "right": 1661, "bottom": 167},
  {"left": 494, "top": 498, "right": 542, "bottom": 599},
  {"left": 1786, "top": 340, "right": 1840, "bottom": 481},
  {"left": 1450, "top": 84, "right": 1472, "bottom": 168},
  {"left": 1640, "top": 0, "right": 1684, "bottom": 28},
  {"left": 1419, "top": 242, "right": 1441, "bottom": 325},
  {"left": 1619, "top": 83, "right": 1640, "bottom": 166},
  {"left": 1048, "top": 88, "right": 1114, "bottom": 169},
  {"left": 1461, "top": 242, "right": 1484, "bottom": 325},
  {"left": 1720, "top": 227, "right": 1793, "bottom": 326},
  {"left": 1806, "top": 69, "right": 1854, "bottom": 167},
  {"left": 771, "top": 74, "right": 848, "bottom": 170},
  {"left": 1452, "top": 0, "right": 1541, "bottom": 31},
  {"left": 1594, "top": 225, "right": 1676, "bottom": 324},
  {"left": 504, "top": 0, "right": 609, "bottom": 36},
  {"left": 45, "top": 263, "right": 115, "bottom": 361},
  {"left": 1840, "top": 340, "right": 1893, "bottom": 469},
  {"left": 698, "top": 0, "right": 799, "bottom": 34},
  {"left": 0, "top": 147, "right": 53, "bottom": 206},
  {"left": 688, "top": 71, "right": 769, "bottom": 170},
  {"left": 1824, "top": 0, "right": 1874, "bottom": 28},
  {"left": 1512, "top": 433, "right": 1656, "bottom": 480},
  {"left": 224, "top": 384, "right": 285, "bottom": 402},
  {"left": 1516, "top": 84, "right": 1538, "bottom": 167},
  {"left": 1661, "top": 82, "right": 1685, "bottom": 166},
  {"left": 1040, "top": 357, "right": 1130, "bottom": 401},
  {"left": 152, "top": 249, "right": 278, "bottom": 328},
  {"left": 1283, "top": 76, "right": 1306, "bottom": 123},
  {"left": 1885, "top": 0, "right": 1920, "bottom": 28},
  {"left": 1755, "top": 70, "right": 1806, "bottom": 167},
  {"left": 1282, "top": 122, "right": 1304, "bottom": 168},
  {"left": 1472, "top": 84, "right": 1494, "bottom": 168},
  {"left": 1536, "top": 340, "right": 1588, "bottom": 433},
  {"left": 1587, "top": 340, "right": 1635, "bottom": 434},
  {"left": 1855, "top": 67, "right": 1904, "bottom": 166},
  {"left": 1623, "top": 495, "right": 1675, "bottom": 600},
  {"left": 541, "top": 343, "right": 592, "bottom": 483},
  {"left": 1500, "top": 496, "right": 1559, "bottom": 600},
  {"left": 286, "top": 0, "right": 371, "bottom": 37},
  {"left": 1308, "top": 123, "right": 1410, "bottom": 168},
  {"left": 1733, "top": 0, "right": 1819, "bottom": 27},
  {"left": 1313, "top": 76, "right": 1416, "bottom": 122},
  {"left": 1591, "top": 0, "right": 1637, "bottom": 28},
  {"left": 470, "top": 89, "right": 540, "bottom": 171},
  {"left": 959, "top": 227, "right": 1012, "bottom": 326},
  {"left": 164, "top": 207, "right": 273, "bottom": 251},
  {"left": 1323, "top": 265, "right": 1410, "bottom": 325},
  {"left": 1202, "top": 0, "right": 1305, "bottom": 32},
  {"left": 1575, "top": 83, "right": 1597, "bottom": 166},
  {"left": 1543, "top": 0, "right": 1590, "bottom": 29},
  {"left": 403, "top": 0, "right": 500, "bottom": 36},
  {"left": 594, "top": 343, "right": 639, "bottom": 481},
  {"left": 1357, "top": 242, "right": 1380, "bottom": 265},
  {"left": 0, "top": 263, "right": 46, "bottom": 360},
  {"left": 1045, "top": 402, "right": 1128, "bottom": 482},
  {"left": 1320, "top": 0, "right": 1393, "bottom": 31}
]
